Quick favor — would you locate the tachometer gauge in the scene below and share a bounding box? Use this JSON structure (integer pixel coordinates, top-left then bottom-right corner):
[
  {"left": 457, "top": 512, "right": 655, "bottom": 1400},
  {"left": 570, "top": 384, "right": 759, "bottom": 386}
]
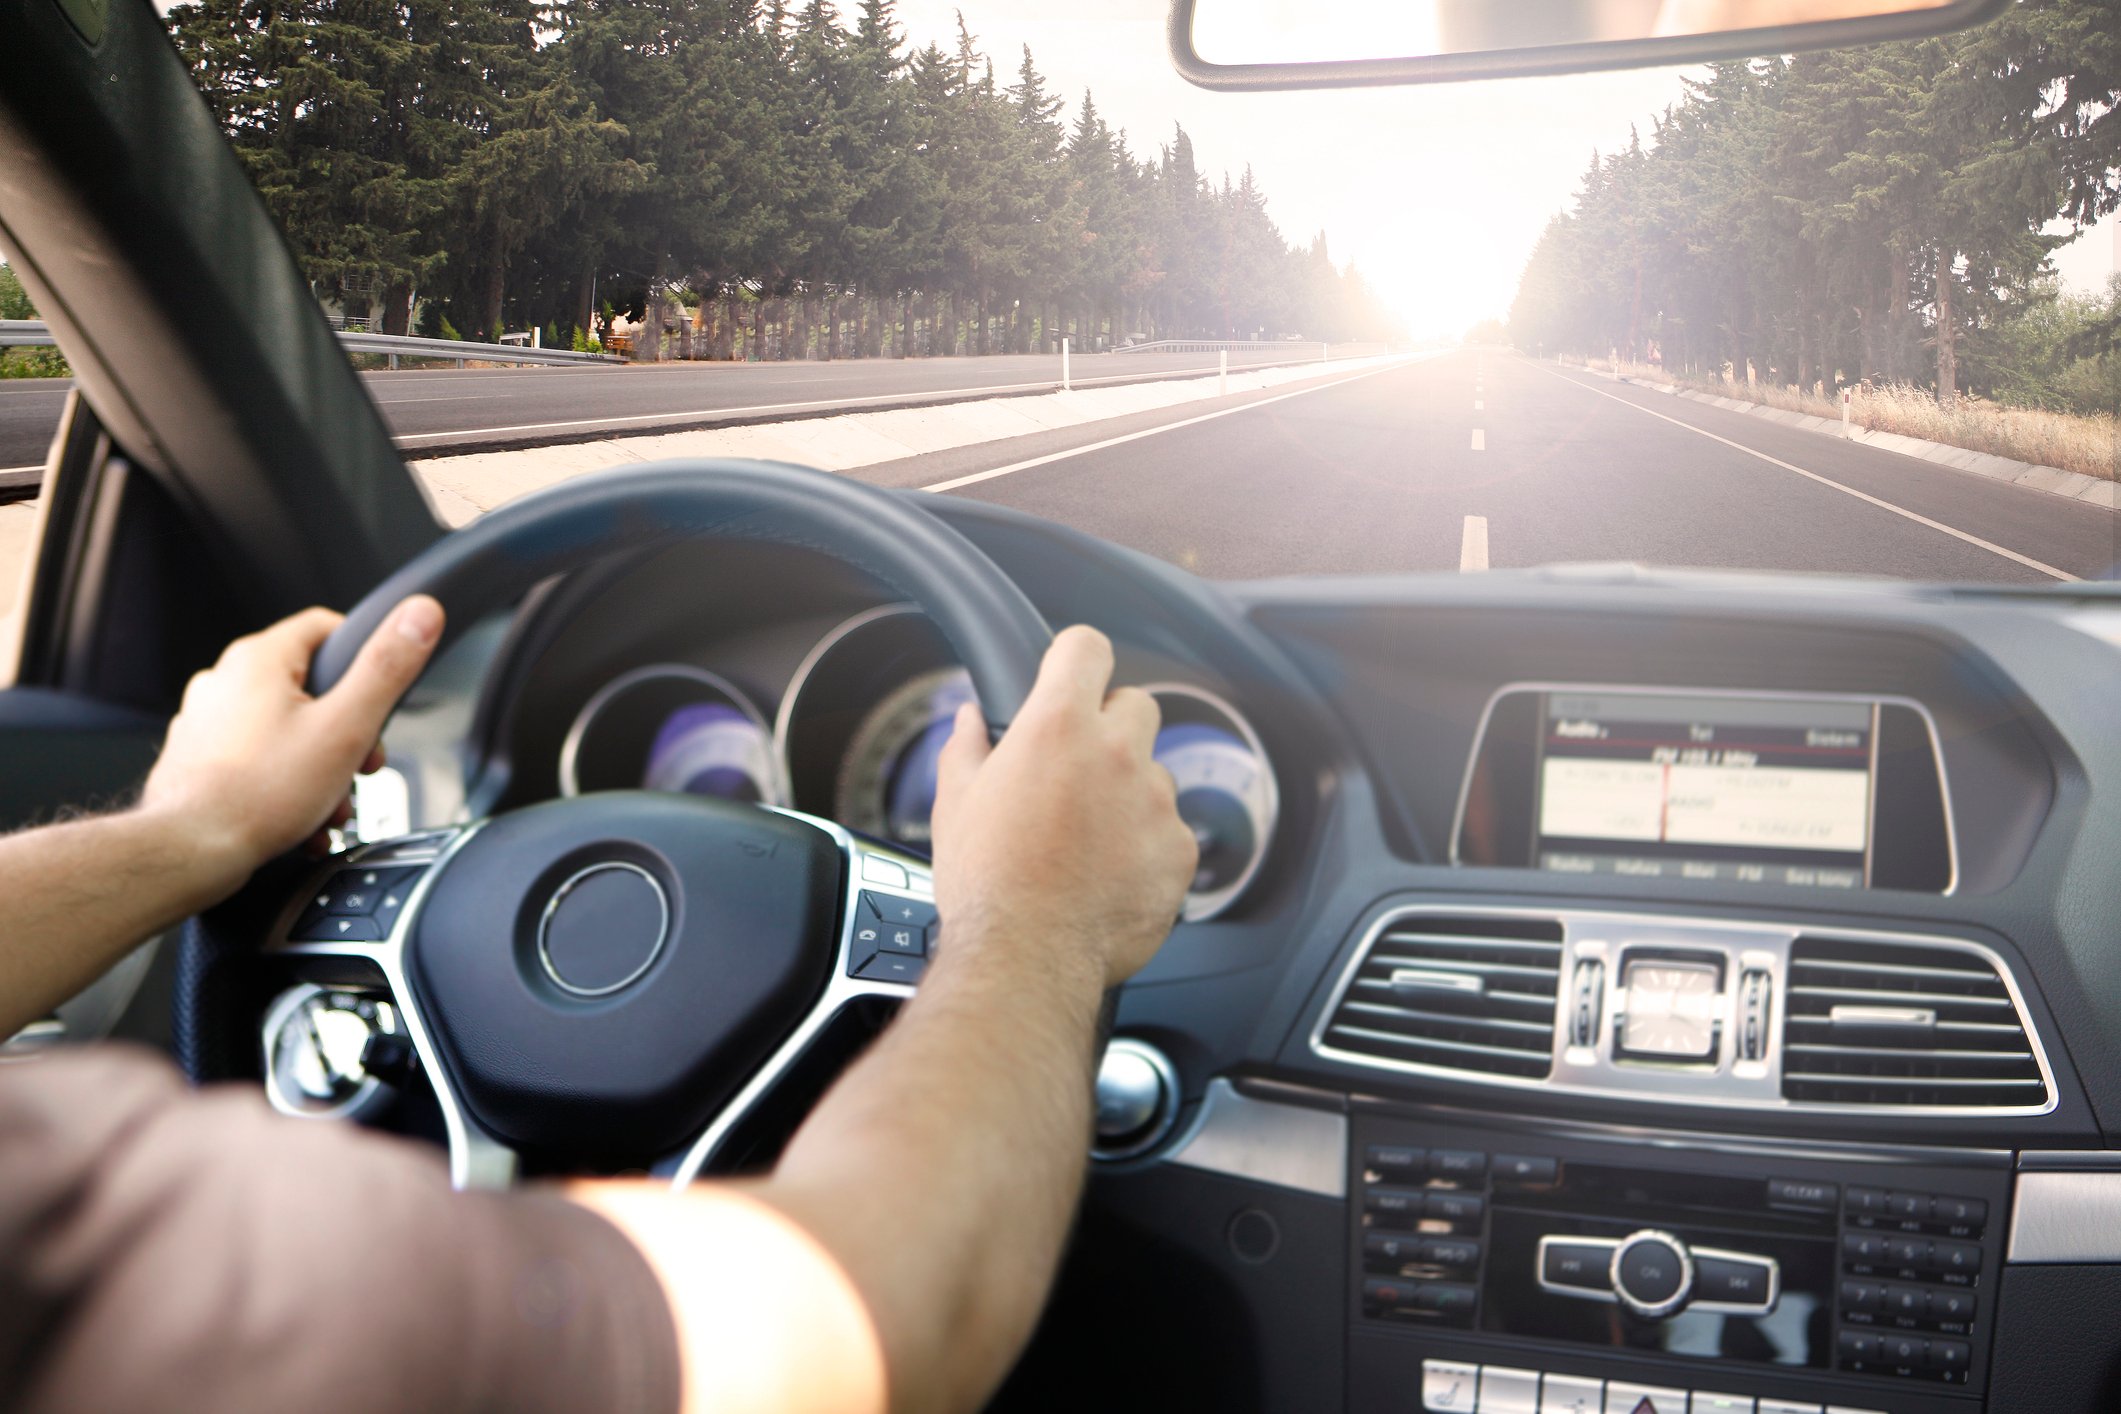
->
[
  {"left": 562, "top": 665, "right": 780, "bottom": 805},
  {"left": 1148, "top": 684, "right": 1279, "bottom": 922},
  {"left": 836, "top": 667, "right": 975, "bottom": 848}
]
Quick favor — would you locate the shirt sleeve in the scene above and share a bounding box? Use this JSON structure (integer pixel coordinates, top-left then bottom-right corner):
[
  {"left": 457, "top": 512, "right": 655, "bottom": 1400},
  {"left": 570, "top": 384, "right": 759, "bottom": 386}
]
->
[{"left": 0, "top": 1046, "right": 681, "bottom": 1414}]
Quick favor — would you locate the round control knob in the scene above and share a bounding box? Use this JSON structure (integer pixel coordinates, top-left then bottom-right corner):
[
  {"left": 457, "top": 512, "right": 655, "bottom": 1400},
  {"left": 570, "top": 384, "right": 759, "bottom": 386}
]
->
[
  {"left": 1092, "top": 1038, "right": 1179, "bottom": 1161},
  {"left": 1610, "top": 1229, "right": 1695, "bottom": 1320},
  {"left": 262, "top": 983, "right": 404, "bottom": 1122}
]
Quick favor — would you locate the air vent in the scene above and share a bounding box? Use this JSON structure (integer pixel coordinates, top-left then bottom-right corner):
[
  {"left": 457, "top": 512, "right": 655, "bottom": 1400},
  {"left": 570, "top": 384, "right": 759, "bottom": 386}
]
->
[
  {"left": 1781, "top": 936, "right": 2049, "bottom": 1111},
  {"left": 1322, "top": 914, "right": 1564, "bottom": 1080}
]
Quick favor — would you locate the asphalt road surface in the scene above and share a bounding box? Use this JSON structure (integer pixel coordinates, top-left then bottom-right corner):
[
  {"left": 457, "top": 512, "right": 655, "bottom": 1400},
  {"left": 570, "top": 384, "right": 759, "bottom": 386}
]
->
[
  {"left": 0, "top": 344, "right": 1349, "bottom": 470},
  {"left": 862, "top": 349, "right": 2117, "bottom": 585}
]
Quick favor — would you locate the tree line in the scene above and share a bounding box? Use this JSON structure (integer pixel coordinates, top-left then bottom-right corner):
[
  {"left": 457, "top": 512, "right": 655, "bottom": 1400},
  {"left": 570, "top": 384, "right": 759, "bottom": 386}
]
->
[
  {"left": 1507, "top": 0, "right": 2119, "bottom": 413},
  {"left": 164, "top": 0, "right": 1401, "bottom": 359}
]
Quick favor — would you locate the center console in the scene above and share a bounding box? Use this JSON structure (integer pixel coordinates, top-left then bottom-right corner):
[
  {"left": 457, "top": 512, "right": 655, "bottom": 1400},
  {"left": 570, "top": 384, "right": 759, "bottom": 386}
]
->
[{"left": 1347, "top": 1115, "right": 2010, "bottom": 1414}]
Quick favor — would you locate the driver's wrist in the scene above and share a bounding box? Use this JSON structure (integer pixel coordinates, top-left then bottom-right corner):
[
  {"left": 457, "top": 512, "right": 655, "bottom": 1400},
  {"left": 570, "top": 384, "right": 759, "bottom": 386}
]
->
[
  {"left": 129, "top": 796, "right": 259, "bottom": 910},
  {"left": 928, "top": 907, "right": 1110, "bottom": 999}
]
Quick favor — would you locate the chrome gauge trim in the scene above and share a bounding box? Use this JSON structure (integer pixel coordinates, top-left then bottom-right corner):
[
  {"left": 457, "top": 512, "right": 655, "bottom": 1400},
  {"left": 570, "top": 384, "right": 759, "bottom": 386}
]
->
[
  {"left": 535, "top": 861, "right": 670, "bottom": 997},
  {"left": 667, "top": 810, "right": 932, "bottom": 1188},
  {"left": 559, "top": 662, "right": 781, "bottom": 804},
  {"left": 1446, "top": 680, "right": 1960, "bottom": 897},
  {"left": 1308, "top": 903, "right": 2057, "bottom": 1118},
  {"left": 1142, "top": 681, "right": 1280, "bottom": 923},
  {"left": 771, "top": 602, "right": 925, "bottom": 795},
  {"left": 268, "top": 824, "right": 520, "bottom": 1189}
]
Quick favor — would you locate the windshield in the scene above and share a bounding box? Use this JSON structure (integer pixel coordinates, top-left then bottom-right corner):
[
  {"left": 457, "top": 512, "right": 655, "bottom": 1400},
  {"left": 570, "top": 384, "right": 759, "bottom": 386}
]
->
[{"left": 4, "top": 0, "right": 2115, "bottom": 585}]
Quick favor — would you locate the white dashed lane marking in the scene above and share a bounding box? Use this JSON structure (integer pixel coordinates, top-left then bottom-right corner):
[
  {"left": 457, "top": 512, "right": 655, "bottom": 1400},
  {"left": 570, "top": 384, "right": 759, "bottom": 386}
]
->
[
  {"left": 1471, "top": 429, "right": 1485, "bottom": 452},
  {"left": 1460, "top": 515, "right": 1489, "bottom": 572}
]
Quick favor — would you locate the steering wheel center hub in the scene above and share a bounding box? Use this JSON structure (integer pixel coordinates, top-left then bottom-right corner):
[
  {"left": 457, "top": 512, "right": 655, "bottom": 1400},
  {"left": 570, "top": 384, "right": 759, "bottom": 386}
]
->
[{"left": 537, "top": 862, "right": 670, "bottom": 997}]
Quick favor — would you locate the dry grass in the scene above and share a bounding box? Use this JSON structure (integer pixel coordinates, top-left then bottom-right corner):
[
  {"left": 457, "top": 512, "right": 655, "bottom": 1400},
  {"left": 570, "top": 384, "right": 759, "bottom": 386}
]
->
[{"left": 1559, "top": 354, "right": 2116, "bottom": 483}]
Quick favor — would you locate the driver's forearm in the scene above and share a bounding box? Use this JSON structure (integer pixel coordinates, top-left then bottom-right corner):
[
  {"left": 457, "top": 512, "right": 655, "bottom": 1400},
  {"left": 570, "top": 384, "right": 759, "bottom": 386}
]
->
[
  {"left": 0, "top": 806, "right": 232, "bottom": 1037},
  {"left": 762, "top": 925, "right": 1109, "bottom": 1414}
]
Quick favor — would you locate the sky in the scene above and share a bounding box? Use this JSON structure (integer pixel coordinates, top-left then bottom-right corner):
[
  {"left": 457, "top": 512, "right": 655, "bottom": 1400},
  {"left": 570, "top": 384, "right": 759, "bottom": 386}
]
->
[{"left": 896, "top": 0, "right": 2119, "bottom": 343}]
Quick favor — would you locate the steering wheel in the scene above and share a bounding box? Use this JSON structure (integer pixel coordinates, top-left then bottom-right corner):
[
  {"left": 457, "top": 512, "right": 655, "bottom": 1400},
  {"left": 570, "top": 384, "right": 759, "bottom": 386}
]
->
[{"left": 186, "top": 459, "right": 1051, "bottom": 1188}]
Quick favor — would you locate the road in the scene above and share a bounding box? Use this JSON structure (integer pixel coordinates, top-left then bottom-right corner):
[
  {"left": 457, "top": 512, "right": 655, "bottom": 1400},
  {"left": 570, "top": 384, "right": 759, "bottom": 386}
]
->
[
  {"left": 857, "top": 349, "right": 2117, "bottom": 584},
  {"left": 0, "top": 344, "right": 1349, "bottom": 470}
]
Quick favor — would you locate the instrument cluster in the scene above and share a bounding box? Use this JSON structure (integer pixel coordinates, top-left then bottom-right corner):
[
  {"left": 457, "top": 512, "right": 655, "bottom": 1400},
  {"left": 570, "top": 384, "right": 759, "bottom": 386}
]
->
[{"left": 559, "top": 604, "right": 1280, "bottom": 923}]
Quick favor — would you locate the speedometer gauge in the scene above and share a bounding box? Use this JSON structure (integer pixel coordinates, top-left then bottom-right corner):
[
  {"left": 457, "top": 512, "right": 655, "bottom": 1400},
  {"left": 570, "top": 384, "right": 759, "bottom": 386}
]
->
[
  {"left": 835, "top": 667, "right": 974, "bottom": 848},
  {"left": 643, "top": 702, "right": 774, "bottom": 802},
  {"left": 1148, "top": 684, "right": 1279, "bottom": 922},
  {"left": 562, "top": 664, "right": 780, "bottom": 805}
]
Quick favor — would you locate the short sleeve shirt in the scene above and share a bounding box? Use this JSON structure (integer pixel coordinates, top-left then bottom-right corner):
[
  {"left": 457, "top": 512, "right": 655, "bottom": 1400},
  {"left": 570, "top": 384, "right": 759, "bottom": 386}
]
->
[{"left": 0, "top": 1046, "right": 681, "bottom": 1414}]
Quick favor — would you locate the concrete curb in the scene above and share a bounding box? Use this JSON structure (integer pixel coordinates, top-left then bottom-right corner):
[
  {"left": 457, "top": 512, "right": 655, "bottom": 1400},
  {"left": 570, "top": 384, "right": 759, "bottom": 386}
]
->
[
  {"left": 1564, "top": 359, "right": 2114, "bottom": 510},
  {"left": 411, "top": 353, "right": 1412, "bottom": 525}
]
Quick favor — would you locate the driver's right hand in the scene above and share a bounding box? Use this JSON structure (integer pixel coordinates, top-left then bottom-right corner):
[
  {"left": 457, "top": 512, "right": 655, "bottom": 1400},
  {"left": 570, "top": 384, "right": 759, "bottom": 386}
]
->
[{"left": 931, "top": 625, "right": 1199, "bottom": 989}]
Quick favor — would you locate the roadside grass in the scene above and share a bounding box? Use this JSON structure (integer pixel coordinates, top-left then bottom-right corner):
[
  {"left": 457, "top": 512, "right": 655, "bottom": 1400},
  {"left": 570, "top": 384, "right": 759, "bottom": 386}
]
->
[
  {"left": 0, "top": 348, "right": 70, "bottom": 379},
  {"left": 1560, "top": 354, "right": 2116, "bottom": 483}
]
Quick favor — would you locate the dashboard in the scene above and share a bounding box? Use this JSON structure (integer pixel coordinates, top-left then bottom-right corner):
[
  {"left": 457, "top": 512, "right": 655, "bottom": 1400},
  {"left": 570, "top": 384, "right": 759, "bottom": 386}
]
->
[{"left": 344, "top": 495, "right": 2121, "bottom": 1414}]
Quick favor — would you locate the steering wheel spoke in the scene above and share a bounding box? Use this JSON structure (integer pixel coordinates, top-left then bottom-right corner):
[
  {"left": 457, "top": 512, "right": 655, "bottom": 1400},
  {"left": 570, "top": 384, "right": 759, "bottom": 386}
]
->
[
  {"left": 665, "top": 822, "right": 935, "bottom": 1187},
  {"left": 268, "top": 826, "right": 520, "bottom": 1189}
]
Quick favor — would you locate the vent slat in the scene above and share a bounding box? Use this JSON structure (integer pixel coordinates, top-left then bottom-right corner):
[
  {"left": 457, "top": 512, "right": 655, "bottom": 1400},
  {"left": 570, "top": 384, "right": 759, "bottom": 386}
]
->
[
  {"left": 1365, "top": 954, "right": 1562, "bottom": 982},
  {"left": 1787, "top": 985, "right": 2012, "bottom": 1009},
  {"left": 1377, "top": 931, "right": 1567, "bottom": 953},
  {"left": 1327, "top": 1023, "right": 1551, "bottom": 1064},
  {"left": 1780, "top": 936, "right": 2047, "bottom": 1111},
  {"left": 1784, "top": 1073, "right": 2040, "bottom": 1089},
  {"left": 1341, "top": 999, "right": 1556, "bottom": 1035},
  {"left": 1784, "top": 1044, "right": 2034, "bottom": 1062},
  {"left": 1788, "top": 958, "right": 1999, "bottom": 985},
  {"left": 1324, "top": 916, "right": 1560, "bottom": 1081}
]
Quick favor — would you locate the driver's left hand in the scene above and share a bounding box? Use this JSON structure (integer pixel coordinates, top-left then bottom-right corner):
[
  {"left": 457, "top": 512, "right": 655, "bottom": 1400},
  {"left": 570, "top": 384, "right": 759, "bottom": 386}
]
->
[{"left": 140, "top": 596, "right": 444, "bottom": 894}]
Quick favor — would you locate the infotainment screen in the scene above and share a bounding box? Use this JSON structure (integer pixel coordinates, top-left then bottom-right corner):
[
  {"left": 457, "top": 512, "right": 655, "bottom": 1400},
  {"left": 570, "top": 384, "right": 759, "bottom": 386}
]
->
[
  {"left": 1454, "top": 685, "right": 1954, "bottom": 892},
  {"left": 1532, "top": 692, "right": 1875, "bottom": 888}
]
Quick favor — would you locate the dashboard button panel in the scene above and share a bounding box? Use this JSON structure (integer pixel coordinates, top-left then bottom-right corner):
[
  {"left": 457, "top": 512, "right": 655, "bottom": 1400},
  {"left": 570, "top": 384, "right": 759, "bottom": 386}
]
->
[{"left": 1353, "top": 1112, "right": 2005, "bottom": 1408}]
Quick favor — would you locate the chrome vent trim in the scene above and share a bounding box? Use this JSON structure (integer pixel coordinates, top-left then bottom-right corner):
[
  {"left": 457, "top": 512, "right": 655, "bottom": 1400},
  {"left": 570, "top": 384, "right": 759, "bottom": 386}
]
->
[
  {"left": 1320, "top": 914, "right": 1563, "bottom": 1080},
  {"left": 1309, "top": 906, "right": 2056, "bottom": 1117},
  {"left": 1782, "top": 936, "right": 2049, "bottom": 1110}
]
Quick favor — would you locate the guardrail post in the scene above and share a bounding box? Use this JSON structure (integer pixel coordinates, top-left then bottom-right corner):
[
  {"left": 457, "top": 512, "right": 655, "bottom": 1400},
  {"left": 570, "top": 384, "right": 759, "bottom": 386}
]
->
[
  {"left": 1061, "top": 335, "right": 1070, "bottom": 392},
  {"left": 389, "top": 353, "right": 398, "bottom": 371},
  {"left": 1219, "top": 349, "right": 1228, "bottom": 396}
]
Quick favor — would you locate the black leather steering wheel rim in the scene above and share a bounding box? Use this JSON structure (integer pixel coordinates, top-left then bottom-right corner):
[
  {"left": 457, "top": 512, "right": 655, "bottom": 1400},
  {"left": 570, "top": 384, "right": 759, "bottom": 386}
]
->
[{"left": 307, "top": 458, "right": 1053, "bottom": 730}]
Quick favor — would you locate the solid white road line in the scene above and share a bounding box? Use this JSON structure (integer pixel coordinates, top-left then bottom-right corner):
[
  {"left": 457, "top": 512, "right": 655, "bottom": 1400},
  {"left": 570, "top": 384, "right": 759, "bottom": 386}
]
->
[
  {"left": 1460, "top": 515, "right": 1490, "bottom": 572},
  {"left": 919, "top": 357, "right": 1419, "bottom": 494},
  {"left": 1471, "top": 429, "right": 1486, "bottom": 452},
  {"left": 0, "top": 465, "right": 40, "bottom": 477},
  {"left": 1544, "top": 365, "right": 2079, "bottom": 583}
]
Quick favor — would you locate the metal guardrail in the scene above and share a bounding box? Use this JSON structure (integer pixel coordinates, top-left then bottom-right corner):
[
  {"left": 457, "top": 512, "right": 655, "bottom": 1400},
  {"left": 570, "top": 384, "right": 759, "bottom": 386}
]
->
[
  {"left": 1, "top": 320, "right": 620, "bottom": 367},
  {"left": 0, "top": 319, "right": 57, "bottom": 348},
  {"left": 335, "top": 330, "right": 619, "bottom": 366}
]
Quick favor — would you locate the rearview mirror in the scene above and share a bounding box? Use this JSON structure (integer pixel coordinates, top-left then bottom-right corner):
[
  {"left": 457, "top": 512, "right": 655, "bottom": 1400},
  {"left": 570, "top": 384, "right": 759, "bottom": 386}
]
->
[{"left": 1169, "top": 0, "right": 2011, "bottom": 89}]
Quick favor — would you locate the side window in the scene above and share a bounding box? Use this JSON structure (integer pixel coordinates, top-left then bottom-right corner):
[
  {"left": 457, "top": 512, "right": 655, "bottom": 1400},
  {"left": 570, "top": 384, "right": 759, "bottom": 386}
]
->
[{"left": 0, "top": 247, "right": 70, "bottom": 686}]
